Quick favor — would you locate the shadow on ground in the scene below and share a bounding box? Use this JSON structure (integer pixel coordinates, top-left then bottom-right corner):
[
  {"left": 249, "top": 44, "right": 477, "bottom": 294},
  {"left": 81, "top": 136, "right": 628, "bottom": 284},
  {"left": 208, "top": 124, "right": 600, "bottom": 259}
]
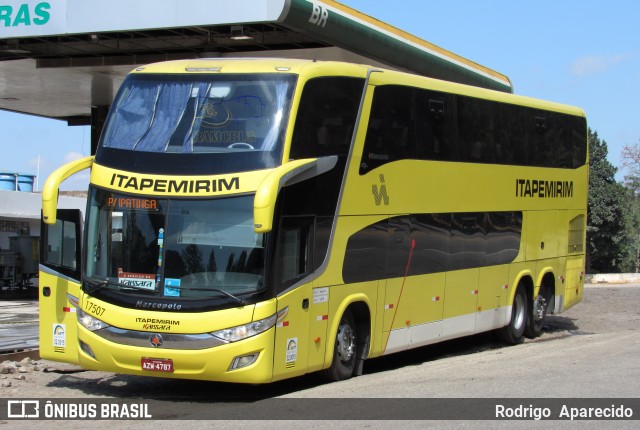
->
[{"left": 44, "top": 315, "right": 588, "bottom": 403}]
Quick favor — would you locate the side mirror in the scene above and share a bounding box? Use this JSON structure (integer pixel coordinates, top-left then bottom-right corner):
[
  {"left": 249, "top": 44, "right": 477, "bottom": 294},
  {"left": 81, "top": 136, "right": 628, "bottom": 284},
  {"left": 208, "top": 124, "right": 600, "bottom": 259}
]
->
[
  {"left": 42, "top": 156, "right": 93, "bottom": 224},
  {"left": 253, "top": 156, "right": 337, "bottom": 233}
]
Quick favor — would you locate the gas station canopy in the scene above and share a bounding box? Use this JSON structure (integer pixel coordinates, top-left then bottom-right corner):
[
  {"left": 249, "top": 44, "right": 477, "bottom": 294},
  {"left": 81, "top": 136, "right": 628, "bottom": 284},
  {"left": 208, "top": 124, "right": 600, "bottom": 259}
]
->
[{"left": 0, "top": 0, "right": 512, "bottom": 126}]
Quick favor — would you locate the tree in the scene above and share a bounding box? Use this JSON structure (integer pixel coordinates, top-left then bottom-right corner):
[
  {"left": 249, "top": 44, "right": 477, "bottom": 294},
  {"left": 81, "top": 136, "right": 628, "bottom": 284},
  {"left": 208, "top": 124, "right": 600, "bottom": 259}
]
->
[
  {"left": 619, "top": 138, "right": 640, "bottom": 271},
  {"left": 621, "top": 191, "right": 640, "bottom": 272},
  {"left": 621, "top": 138, "right": 640, "bottom": 195},
  {"left": 587, "top": 129, "right": 630, "bottom": 273}
]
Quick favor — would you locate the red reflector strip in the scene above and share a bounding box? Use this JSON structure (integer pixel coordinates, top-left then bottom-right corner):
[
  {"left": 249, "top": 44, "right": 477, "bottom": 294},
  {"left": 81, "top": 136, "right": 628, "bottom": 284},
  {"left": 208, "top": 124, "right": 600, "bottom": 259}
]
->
[
  {"left": 432, "top": 296, "right": 440, "bottom": 301},
  {"left": 384, "top": 304, "right": 394, "bottom": 309},
  {"left": 471, "top": 290, "right": 478, "bottom": 295},
  {"left": 502, "top": 284, "right": 508, "bottom": 289},
  {"left": 62, "top": 307, "right": 76, "bottom": 313},
  {"left": 316, "top": 315, "right": 329, "bottom": 321}
]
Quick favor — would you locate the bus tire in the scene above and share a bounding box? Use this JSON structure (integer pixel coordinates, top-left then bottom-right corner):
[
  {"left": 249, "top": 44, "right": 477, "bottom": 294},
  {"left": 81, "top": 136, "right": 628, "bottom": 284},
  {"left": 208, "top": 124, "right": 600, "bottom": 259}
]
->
[
  {"left": 499, "top": 284, "right": 527, "bottom": 345},
  {"left": 525, "top": 286, "right": 551, "bottom": 338},
  {"left": 321, "top": 310, "right": 357, "bottom": 381}
]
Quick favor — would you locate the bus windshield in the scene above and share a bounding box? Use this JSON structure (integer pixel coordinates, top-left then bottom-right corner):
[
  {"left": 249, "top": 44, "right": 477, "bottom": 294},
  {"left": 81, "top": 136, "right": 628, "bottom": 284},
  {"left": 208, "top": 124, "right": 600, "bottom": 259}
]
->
[
  {"left": 98, "top": 73, "right": 296, "bottom": 172},
  {"left": 84, "top": 188, "right": 266, "bottom": 302}
]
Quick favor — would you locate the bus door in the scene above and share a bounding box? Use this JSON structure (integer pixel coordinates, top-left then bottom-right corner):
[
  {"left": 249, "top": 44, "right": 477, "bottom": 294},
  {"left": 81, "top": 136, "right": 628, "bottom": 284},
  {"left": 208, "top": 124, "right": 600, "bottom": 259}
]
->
[
  {"left": 39, "top": 209, "right": 82, "bottom": 363},
  {"left": 272, "top": 216, "right": 325, "bottom": 379}
]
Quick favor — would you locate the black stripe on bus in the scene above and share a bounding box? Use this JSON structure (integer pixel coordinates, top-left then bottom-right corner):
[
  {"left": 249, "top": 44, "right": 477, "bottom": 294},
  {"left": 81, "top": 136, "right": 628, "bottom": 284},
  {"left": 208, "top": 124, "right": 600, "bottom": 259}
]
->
[{"left": 342, "top": 211, "right": 522, "bottom": 284}]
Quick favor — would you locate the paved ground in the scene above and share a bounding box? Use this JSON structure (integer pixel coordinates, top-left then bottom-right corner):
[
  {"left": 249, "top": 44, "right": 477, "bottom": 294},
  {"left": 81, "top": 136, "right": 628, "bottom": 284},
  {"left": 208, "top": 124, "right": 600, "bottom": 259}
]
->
[
  {"left": 0, "top": 299, "right": 38, "bottom": 353},
  {"left": 1, "top": 284, "right": 638, "bottom": 428},
  {"left": 0, "top": 282, "right": 634, "bottom": 353}
]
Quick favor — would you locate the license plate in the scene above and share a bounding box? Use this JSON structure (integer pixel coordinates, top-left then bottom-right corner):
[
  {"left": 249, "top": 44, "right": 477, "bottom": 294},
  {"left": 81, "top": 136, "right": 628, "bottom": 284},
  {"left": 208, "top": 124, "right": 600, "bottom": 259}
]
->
[{"left": 141, "top": 358, "right": 174, "bottom": 373}]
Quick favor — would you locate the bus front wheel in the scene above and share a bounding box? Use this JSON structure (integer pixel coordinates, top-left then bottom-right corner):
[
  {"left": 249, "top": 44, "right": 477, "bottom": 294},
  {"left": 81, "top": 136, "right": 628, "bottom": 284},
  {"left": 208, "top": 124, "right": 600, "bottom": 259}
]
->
[
  {"left": 499, "top": 284, "right": 527, "bottom": 345},
  {"left": 322, "top": 310, "right": 357, "bottom": 381}
]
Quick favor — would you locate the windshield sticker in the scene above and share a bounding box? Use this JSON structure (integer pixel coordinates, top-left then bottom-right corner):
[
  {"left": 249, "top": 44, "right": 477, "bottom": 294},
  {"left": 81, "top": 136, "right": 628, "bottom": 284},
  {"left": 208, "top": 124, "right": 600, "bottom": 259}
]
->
[
  {"left": 156, "top": 228, "right": 165, "bottom": 288},
  {"left": 164, "top": 278, "right": 181, "bottom": 297},
  {"left": 157, "top": 228, "right": 165, "bottom": 267},
  {"left": 117, "top": 270, "right": 156, "bottom": 291}
]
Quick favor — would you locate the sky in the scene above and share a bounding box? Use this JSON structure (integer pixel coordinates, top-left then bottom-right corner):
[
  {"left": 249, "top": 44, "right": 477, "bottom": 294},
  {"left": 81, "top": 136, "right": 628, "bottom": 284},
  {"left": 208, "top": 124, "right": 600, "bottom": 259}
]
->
[{"left": 1, "top": 0, "right": 639, "bottom": 190}]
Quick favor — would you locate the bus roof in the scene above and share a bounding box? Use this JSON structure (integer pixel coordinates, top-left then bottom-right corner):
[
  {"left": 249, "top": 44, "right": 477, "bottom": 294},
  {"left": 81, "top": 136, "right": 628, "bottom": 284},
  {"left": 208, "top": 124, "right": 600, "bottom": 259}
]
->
[{"left": 132, "top": 58, "right": 582, "bottom": 118}]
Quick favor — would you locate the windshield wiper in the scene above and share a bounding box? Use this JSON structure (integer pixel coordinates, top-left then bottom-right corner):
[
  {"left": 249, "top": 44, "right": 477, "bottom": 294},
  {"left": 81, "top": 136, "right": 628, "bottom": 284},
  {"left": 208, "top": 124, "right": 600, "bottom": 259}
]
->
[
  {"left": 83, "top": 276, "right": 160, "bottom": 295},
  {"left": 168, "top": 286, "right": 247, "bottom": 306}
]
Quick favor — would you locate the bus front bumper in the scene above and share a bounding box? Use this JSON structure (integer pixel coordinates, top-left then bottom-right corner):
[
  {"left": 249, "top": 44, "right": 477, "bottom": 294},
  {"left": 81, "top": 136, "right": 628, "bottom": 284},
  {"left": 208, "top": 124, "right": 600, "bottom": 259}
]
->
[{"left": 76, "top": 324, "right": 276, "bottom": 384}]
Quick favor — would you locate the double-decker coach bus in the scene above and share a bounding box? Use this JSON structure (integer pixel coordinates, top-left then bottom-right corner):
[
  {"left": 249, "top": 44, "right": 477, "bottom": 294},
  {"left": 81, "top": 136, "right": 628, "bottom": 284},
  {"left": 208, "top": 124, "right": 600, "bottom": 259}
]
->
[{"left": 39, "top": 58, "right": 587, "bottom": 383}]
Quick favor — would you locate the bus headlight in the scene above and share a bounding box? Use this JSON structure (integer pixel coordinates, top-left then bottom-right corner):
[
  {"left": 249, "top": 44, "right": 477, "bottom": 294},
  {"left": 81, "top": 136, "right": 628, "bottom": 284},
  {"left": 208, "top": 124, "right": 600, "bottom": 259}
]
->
[
  {"left": 211, "top": 313, "right": 277, "bottom": 343},
  {"left": 77, "top": 308, "right": 110, "bottom": 332}
]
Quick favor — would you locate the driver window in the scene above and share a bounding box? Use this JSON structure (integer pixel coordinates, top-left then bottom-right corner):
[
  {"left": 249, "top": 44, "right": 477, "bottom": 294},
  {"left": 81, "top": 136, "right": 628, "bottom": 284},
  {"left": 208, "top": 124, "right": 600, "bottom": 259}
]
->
[{"left": 277, "top": 216, "right": 314, "bottom": 292}]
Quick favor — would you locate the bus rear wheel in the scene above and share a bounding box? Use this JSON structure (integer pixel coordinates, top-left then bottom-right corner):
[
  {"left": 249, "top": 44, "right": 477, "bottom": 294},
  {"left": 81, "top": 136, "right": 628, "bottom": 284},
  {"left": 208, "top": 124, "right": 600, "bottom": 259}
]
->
[
  {"left": 499, "top": 284, "right": 527, "bottom": 345},
  {"left": 321, "top": 310, "right": 357, "bottom": 381}
]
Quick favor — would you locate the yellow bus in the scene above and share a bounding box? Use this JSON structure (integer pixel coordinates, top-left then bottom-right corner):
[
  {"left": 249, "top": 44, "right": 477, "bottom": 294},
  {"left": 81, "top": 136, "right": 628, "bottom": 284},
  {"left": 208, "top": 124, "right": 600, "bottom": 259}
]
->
[{"left": 39, "top": 58, "right": 587, "bottom": 383}]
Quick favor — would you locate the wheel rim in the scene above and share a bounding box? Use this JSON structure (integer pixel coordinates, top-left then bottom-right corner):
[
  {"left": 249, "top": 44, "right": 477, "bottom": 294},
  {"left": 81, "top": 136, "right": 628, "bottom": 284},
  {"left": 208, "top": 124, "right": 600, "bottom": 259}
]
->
[
  {"left": 513, "top": 292, "right": 526, "bottom": 330},
  {"left": 533, "top": 295, "right": 547, "bottom": 322},
  {"left": 336, "top": 319, "right": 355, "bottom": 363}
]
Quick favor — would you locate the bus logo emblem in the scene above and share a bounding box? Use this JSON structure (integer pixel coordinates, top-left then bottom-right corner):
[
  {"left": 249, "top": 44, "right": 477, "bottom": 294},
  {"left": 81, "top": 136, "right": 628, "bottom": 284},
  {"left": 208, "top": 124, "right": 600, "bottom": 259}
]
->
[
  {"left": 372, "top": 174, "right": 390, "bottom": 206},
  {"left": 149, "top": 334, "right": 163, "bottom": 348}
]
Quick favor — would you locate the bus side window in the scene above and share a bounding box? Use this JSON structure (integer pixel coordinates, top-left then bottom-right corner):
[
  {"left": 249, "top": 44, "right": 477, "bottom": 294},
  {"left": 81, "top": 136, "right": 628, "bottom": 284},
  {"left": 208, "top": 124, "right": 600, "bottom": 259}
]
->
[
  {"left": 41, "top": 209, "right": 82, "bottom": 282},
  {"left": 360, "top": 85, "right": 416, "bottom": 174},
  {"left": 387, "top": 217, "right": 412, "bottom": 278},
  {"left": 494, "top": 102, "right": 526, "bottom": 165},
  {"left": 313, "top": 216, "right": 333, "bottom": 271},
  {"left": 450, "top": 212, "right": 485, "bottom": 270},
  {"left": 555, "top": 114, "right": 574, "bottom": 168},
  {"left": 410, "top": 213, "right": 451, "bottom": 275},
  {"left": 290, "top": 77, "right": 364, "bottom": 160},
  {"left": 569, "top": 116, "right": 587, "bottom": 168},
  {"left": 528, "top": 111, "right": 554, "bottom": 167},
  {"left": 416, "top": 90, "right": 458, "bottom": 161},
  {"left": 342, "top": 219, "right": 388, "bottom": 284},
  {"left": 276, "top": 216, "right": 314, "bottom": 292},
  {"left": 458, "top": 96, "right": 495, "bottom": 163}
]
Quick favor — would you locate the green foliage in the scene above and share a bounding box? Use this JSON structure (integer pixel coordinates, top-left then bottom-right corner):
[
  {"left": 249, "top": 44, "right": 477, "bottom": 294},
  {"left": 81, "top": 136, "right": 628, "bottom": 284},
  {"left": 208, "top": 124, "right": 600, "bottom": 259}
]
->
[
  {"left": 621, "top": 188, "right": 640, "bottom": 272},
  {"left": 587, "top": 129, "right": 634, "bottom": 273},
  {"left": 619, "top": 138, "right": 640, "bottom": 271}
]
